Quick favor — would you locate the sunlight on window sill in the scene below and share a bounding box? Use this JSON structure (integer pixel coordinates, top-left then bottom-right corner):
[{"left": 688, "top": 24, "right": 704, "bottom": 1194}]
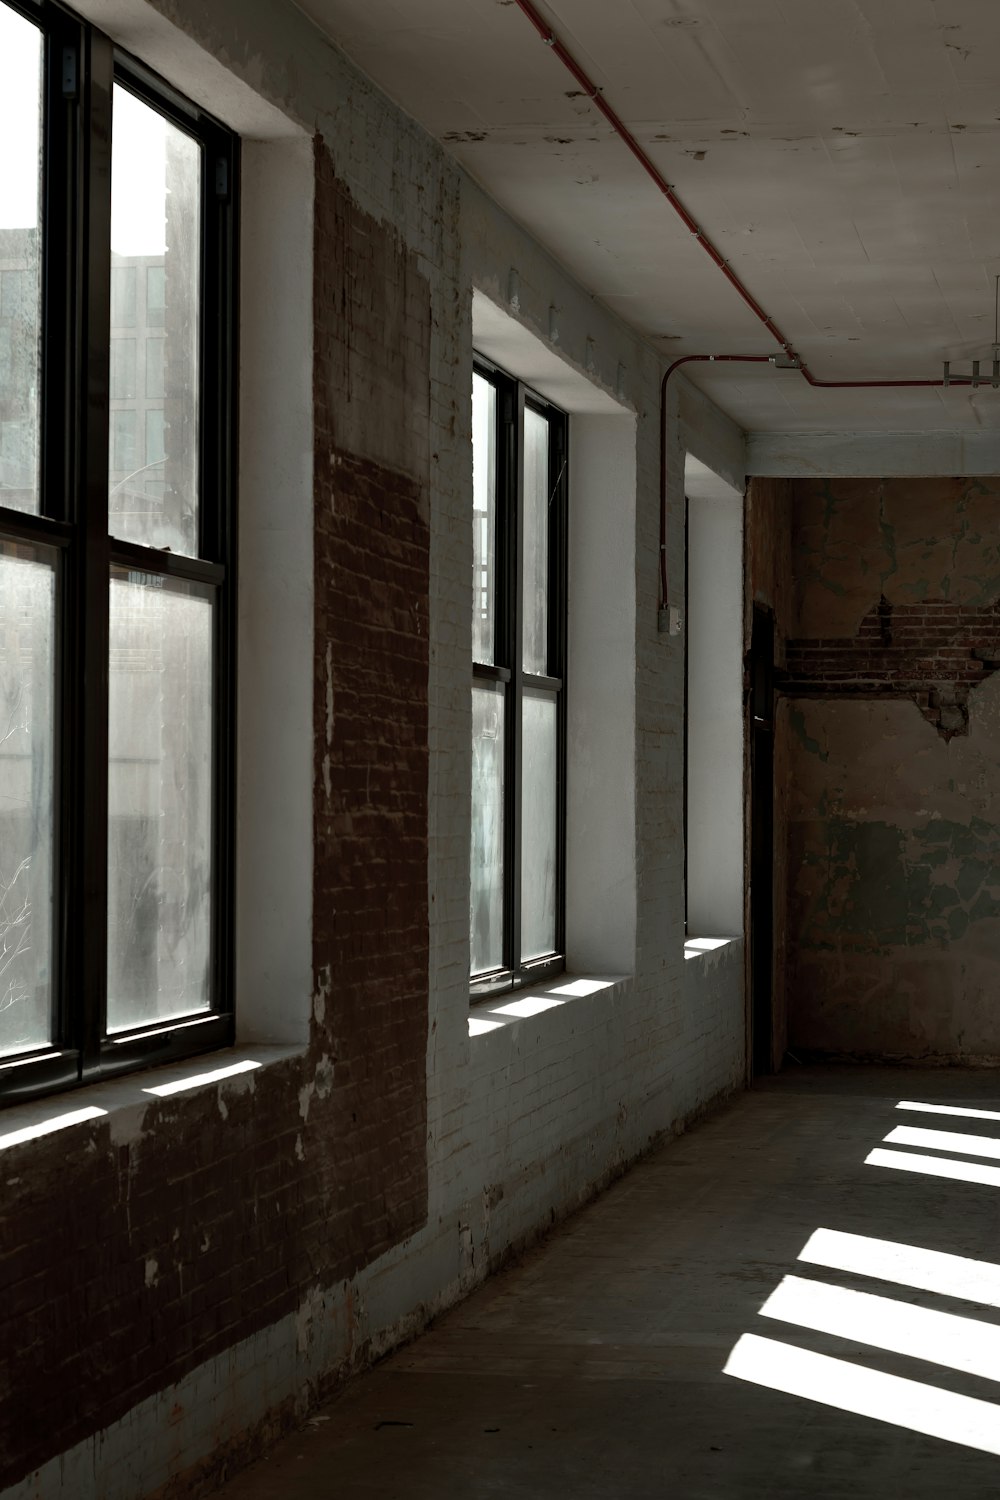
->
[
  {"left": 468, "top": 974, "right": 626, "bottom": 1038},
  {"left": 143, "top": 1058, "right": 262, "bottom": 1097},
  {"left": 684, "top": 936, "right": 737, "bottom": 961},
  {"left": 0, "top": 1104, "right": 108, "bottom": 1152},
  {"left": 0, "top": 1046, "right": 301, "bottom": 1152}
]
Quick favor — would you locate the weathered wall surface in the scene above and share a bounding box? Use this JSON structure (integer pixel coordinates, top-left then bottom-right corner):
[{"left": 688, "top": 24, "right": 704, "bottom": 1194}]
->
[
  {"left": 0, "top": 142, "right": 438, "bottom": 1500},
  {"left": 0, "top": 0, "right": 749, "bottom": 1495},
  {"left": 786, "top": 477, "right": 1000, "bottom": 1061},
  {"left": 312, "top": 145, "right": 431, "bottom": 1267},
  {"left": 745, "top": 477, "right": 793, "bottom": 1068}
]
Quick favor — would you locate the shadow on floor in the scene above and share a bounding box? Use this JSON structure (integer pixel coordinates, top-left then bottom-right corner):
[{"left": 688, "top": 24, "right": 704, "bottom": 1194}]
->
[{"left": 214, "top": 1066, "right": 1000, "bottom": 1499}]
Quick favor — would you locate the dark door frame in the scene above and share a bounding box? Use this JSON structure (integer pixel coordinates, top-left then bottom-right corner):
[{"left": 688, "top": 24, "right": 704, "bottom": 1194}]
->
[{"left": 748, "top": 603, "right": 775, "bottom": 1077}]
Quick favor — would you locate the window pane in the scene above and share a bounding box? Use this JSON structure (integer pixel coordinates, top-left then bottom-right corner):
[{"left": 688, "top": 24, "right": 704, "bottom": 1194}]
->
[
  {"left": 108, "top": 87, "right": 201, "bottom": 556},
  {"left": 146, "top": 265, "right": 166, "bottom": 328},
  {"left": 522, "top": 407, "right": 550, "bottom": 675},
  {"left": 107, "top": 568, "right": 214, "bottom": 1033},
  {"left": 145, "top": 408, "right": 165, "bottom": 467},
  {"left": 472, "top": 373, "right": 497, "bottom": 664},
  {"left": 110, "top": 338, "right": 137, "bottom": 400},
  {"left": 471, "top": 681, "right": 504, "bottom": 975},
  {"left": 145, "top": 336, "right": 165, "bottom": 399},
  {"left": 0, "top": 7, "right": 43, "bottom": 515},
  {"left": 520, "top": 688, "right": 557, "bottom": 961},
  {"left": 0, "top": 539, "right": 54, "bottom": 1055},
  {"left": 110, "top": 265, "right": 136, "bottom": 329},
  {"left": 110, "top": 409, "right": 136, "bottom": 476}
]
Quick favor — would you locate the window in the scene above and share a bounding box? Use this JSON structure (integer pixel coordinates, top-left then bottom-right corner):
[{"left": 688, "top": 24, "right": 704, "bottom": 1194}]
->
[
  {"left": 470, "top": 358, "right": 568, "bottom": 996},
  {"left": 0, "top": 0, "right": 237, "bottom": 1104}
]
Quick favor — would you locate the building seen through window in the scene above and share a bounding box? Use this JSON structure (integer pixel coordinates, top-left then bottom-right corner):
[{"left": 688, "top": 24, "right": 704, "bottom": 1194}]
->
[{"left": 0, "top": 0, "right": 236, "bottom": 1102}]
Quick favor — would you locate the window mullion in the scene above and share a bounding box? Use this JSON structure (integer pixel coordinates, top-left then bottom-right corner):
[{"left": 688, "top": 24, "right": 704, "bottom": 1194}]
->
[
  {"left": 200, "top": 126, "right": 237, "bottom": 1031},
  {"left": 551, "top": 411, "right": 568, "bottom": 963},
  {"left": 47, "top": 12, "right": 83, "bottom": 1072},
  {"left": 75, "top": 27, "right": 114, "bottom": 1077},
  {"left": 0, "top": 11, "right": 237, "bottom": 1104},
  {"left": 508, "top": 381, "right": 525, "bottom": 977}
]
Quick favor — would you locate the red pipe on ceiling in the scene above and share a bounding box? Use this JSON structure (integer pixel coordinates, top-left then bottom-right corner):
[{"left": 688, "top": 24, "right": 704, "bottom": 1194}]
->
[{"left": 510, "top": 0, "right": 978, "bottom": 606}]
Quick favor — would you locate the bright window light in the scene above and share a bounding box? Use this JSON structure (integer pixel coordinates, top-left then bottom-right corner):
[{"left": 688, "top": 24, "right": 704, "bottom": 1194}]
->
[
  {"left": 468, "top": 1017, "right": 504, "bottom": 1036},
  {"left": 0, "top": 1051, "right": 60, "bottom": 1071},
  {"left": 885, "top": 1124, "right": 1000, "bottom": 1161},
  {"left": 866, "top": 1147, "right": 1000, "bottom": 1190},
  {"left": 488, "top": 995, "right": 566, "bottom": 1018},
  {"left": 724, "top": 1333, "right": 1000, "bottom": 1457},
  {"left": 898, "top": 1101, "right": 1000, "bottom": 1124},
  {"left": 544, "top": 979, "right": 613, "bottom": 998},
  {"left": 143, "top": 1059, "right": 261, "bottom": 1097},
  {"left": 0, "top": 1105, "right": 107, "bottom": 1151},
  {"left": 684, "top": 937, "right": 730, "bottom": 951},
  {"left": 110, "top": 1014, "right": 215, "bottom": 1045},
  {"left": 760, "top": 1274, "right": 1000, "bottom": 1384},
  {"left": 800, "top": 1227, "right": 1000, "bottom": 1309}
]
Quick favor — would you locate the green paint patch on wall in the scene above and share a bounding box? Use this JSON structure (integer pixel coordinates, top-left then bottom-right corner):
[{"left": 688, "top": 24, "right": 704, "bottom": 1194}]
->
[
  {"left": 794, "top": 815, "right": 1000, "bottom": 954},
  {"left": 788, "top": 705, "right": 828, "bottom": 762}
]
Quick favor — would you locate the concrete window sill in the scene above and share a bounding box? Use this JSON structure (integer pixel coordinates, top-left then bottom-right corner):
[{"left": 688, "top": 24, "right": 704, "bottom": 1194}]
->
[
  {"left": 684, "top": 936, "right": 739, "bottom": 962},
  {"left": 468, "top": 973, "right": 630, "bottom": 1038},
  {"left": 0, "top": 1044, "right": 305, "bottom": 1154}
]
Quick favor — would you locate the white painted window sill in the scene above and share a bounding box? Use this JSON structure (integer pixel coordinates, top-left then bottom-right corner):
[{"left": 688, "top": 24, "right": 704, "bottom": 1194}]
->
[
  {"left": 684, "top": 936, "right": 739, "bottom": 962},
  {"left": 468, "top": 973, "right": 630, "bottom": 1038},
  {"left": 0, "top": 1044, "right": 305, "bottom": 1155}
]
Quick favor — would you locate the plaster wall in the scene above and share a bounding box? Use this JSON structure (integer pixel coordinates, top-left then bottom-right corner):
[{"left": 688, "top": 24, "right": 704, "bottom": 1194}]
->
[
  {"left": 785, "top": 477, "right": 1000, "bottom": 1061},
  {"left": 1, "top": 0, "right": 748, "bottom": 1494},
  {"left": 686, "top": 463, "right": 745, "bottom": 938}
]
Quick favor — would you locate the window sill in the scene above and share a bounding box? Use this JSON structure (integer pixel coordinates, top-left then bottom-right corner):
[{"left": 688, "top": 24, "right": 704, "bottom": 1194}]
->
[
  {"left": 0, "top": 1044, "right": 305, "bottom": 1154},
  {"left": 468, "top": 972, "right": 630, "bottom": 1038},
  {"left": 684, "top": 936, "right": 740, "bottom": 963}
]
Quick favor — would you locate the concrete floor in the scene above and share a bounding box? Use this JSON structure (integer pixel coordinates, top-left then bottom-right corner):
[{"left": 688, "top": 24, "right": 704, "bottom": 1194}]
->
[{"left": 215, "top": 1067, "right": 1000, "bottom": 1498}]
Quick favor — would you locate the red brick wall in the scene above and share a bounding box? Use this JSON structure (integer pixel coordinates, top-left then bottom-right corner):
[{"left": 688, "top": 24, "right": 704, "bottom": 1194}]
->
[
  {"left": 311, "top": 136, "right": 430, "bottom": 1273},
  {"left": 0, "top": 138, "right": 431, "bottom": 1494},
  {"left": 311, "top": 441, "right": 430, "bottom": 1258},
  {"left": 785, "top": 597, "right": 1000, "bottom": 738},
  {"left": 784, "top": 475, "right": 1000, "bottom": 1060}
]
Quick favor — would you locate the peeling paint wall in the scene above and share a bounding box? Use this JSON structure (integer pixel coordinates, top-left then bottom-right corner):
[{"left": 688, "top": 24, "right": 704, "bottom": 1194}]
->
[
  {"left": 786, "top": 476, "right": 1000, "bottom": 1061},
  {"left": 0, "top": 0, "right": 750, "bottom": 1495}
]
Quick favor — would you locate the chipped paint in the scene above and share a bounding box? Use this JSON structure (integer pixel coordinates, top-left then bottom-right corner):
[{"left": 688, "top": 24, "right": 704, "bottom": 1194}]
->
[
  {"left": 786, "top": 476, "right": 1000, "bottom": 1058},
  {"left": 298, "top": 1080, "right": 314, "bottom": 1123},
  {"left": 295, "top": 1284, "right": 326, "bottom": 1356},
  {"left": 788, "top": 705, "right": 828, "bottom": 761},
  {"left": 314, "top": 962, "right": 330, "bottom": 1028},
  {"left": 313, "top": 1054, "right": 335, "bottom": 1099}
]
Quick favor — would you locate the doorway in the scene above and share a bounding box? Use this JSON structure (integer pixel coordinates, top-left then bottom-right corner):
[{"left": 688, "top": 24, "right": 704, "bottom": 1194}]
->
[{"left": 748, "top": 604, "right": 774, "bottom": 1076}]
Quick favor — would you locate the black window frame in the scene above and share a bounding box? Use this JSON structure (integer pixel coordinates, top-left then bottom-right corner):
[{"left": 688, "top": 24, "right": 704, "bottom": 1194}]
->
[
  {"left": 471, "top": 355, "right": 568, "bottom": 1000},
  {"left": 0, "top": 0, "right": 238, "bottom": 1105}
]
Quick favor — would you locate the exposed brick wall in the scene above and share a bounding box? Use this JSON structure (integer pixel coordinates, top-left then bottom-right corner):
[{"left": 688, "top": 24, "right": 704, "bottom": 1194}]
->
[
  {"left": 785, "top": 475, "right": 1000, "bottom": 1061},
  {"left": 784, "top": 596, "right": 1000, "bottom": 738},
  {"left": 312, "top": 137, "right": 431, "bottom": 484},
  {"left": 312, "top": 133, "right": 431, "bottom": 1265},
  {"left": 0, "top": 138, "right": 432, "bottom": 1495},
  {"left": 0, "top": 30, "right": 753, "bottom": 1496},
  {"left": 312, "top": 443, "right": 430, "bottom": 1255}
]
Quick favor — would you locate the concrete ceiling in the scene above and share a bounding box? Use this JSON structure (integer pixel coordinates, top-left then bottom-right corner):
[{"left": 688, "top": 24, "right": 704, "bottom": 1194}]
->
[{"left": 295, "top": 0, "right": 1000, "bottom": 436}]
